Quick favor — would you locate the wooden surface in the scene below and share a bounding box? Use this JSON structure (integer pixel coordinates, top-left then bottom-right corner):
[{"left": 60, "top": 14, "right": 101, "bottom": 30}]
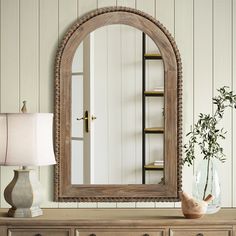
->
[
  {"left": 8, "top": 228, "right": 70, "bottom": 236},
  {"left": 169, "top": 229, "right": 231, "bottom": 236},
  {"left": 77, "top": 231, "right": 162, "bottom": 236},
  {"left": 0, "top": 208, "right": 236, "bottom": 226}
]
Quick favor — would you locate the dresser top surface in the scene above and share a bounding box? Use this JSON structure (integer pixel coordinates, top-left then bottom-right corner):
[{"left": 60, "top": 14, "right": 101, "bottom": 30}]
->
[{"left": 0, "top": 208, "right": 235, "bottom": 226}]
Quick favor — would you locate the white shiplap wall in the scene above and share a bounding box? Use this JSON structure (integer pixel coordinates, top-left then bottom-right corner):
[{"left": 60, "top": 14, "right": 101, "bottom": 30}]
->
[{"left": 0, "top": 0, "right": 235, "bottom": 208}]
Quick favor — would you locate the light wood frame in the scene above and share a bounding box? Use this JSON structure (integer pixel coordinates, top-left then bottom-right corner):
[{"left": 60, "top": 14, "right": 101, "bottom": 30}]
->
[{"left": 54, "top": 7, "right": 182, "bottom": 202}]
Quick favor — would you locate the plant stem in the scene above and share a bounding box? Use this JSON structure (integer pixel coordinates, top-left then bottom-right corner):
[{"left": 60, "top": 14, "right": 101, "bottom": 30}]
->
[{"left": 203, "top": 158, "right": 210, "bottom": 200}]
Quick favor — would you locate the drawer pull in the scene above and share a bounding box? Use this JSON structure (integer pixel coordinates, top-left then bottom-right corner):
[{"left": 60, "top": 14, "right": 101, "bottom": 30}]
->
[
  {"left": 143, "top": 234, "right": 150, "bottom": 236},
  {"left": 35, "top": 234, "right": 42, "bottom": 236},
  {"left": 90, "top": 234, "right": 96, "bottom": 236},
  {"left": 196, "top": 234, "right": 204, "bottom": 236}
]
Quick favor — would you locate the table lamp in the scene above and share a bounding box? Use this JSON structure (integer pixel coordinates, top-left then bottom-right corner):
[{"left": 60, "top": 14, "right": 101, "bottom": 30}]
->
[{"left": 0, "top": 111, "right": 56, "bottom": 217}]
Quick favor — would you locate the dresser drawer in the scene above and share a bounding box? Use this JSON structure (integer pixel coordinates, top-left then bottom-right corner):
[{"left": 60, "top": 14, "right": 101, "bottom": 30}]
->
[
  {"left": 8, "top": 228, "right": 70, "bottom": 236},
  {"left": 170, "top": 228, "right": 232, "bottom": 236},
  {"left": 76, "top": 230, "right": 163, "bottom": 236}
]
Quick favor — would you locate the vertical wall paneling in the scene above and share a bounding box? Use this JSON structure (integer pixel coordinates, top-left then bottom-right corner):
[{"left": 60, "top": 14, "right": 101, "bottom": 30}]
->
[
  {"left": 0, "top": 0, "right": 19, "bottom": 112},
  {"left": 137, "top": 0, "right": 152, "bottom": 185},
  {"left": 194, "top": 0, "right": 213, "bottom": 115},
  {"left": 136, "top": 0, "right": 155, "bottom": 208},
  {"left": 107, "top": 25, "right": 122, "bottom": 184},
  {"left": 136, "top": 0, "right": 155, "bottom": 17},
  {"left": 117, "top": 0, "right": 135, "bottom": 7},
  {"left": 78, "top": 0, "right": 97, "bottom": 16},
  {"left": 117, "top": 10, "right": 137, "bottom": 212},
  {"left": 20, "top": 0, "right": 39, "bottom": 113},
  {"left": 59, "top": 0, "right": 77, "bottom": 41},
  {"left": 78, "top": 202, "right": 98, "bottom": 208},
  {"left": 175, "top": 0, "right": 194, "bottom": 206},
  {"left": 193, "top": 0, "right": 213, "bottom": 177},
  {"left": 39, "top": 0, "right": 59, "bottom": 208},
  {"left": 134, "top": 4, "right": 142, "bottom": 186},
  {"left": 231, "top": 0, "right": 236, "bottom": 207},
  {"left": 116, "top": 202, "right": 136, "bottom": 208},
  {"left": 77, "top": 0, "right": 98, "bottom": 209},
  {"left": 194, "top": 0, "right": 213, "bottom": 116},
  {"left": 93, "top": 27, "right": 109, "bottom": 185},
  {"left": 118, "top": 1, "right": 137, "bottom": 187},
  {"left": 0, "top": 0, "right": 1, "bottom": 206},
  {"left": 213, "top": 0, "right": 232, "bottom": 207},
  {"left": 0, "top": 0, "right": 20, "bottom": 208},
  {"left": 95, "top": 0, "right": 118, "bottom": 209},
  {"left": 0, "top": 0, "right": 235, "bottom": 208},
  {"left": 118, "top": 0, "right": 137, "bottom": 190},
  {"left": 98, "top": 0, "right": 116, "bottom": 8},
  {"left": 156, "top": 0, "right": 175, "bottom": 36},
  {"left": 58, "top": 0, "right": 78, "bottom": 208},
  {"left": 19, "top": 0, "right": 40, "bottom": 206}
]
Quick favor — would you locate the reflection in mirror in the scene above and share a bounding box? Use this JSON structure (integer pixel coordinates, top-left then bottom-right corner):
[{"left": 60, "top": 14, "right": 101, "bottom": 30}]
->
[{"left": 71, "top": 25, "right": 164, "bottom": 185}]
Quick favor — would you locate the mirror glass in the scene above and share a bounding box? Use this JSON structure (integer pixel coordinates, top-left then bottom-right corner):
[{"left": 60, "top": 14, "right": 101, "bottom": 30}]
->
[{"left": 70, "top": 25, "right": 164, "bottom": 185}]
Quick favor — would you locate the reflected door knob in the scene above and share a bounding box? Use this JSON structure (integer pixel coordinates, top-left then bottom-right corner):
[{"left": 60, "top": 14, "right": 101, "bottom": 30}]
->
[
  {"left": 76, "top": 111, "right": 97, "bottom": 132},
  {"left": 77, "top": 116, "right": 88, "bottom": 121},
  {"left": 76, "top": 111, "right": 89, "bottom": 132},
  {"left": 91, "top": 115, "right": 97, "bottom": 120}
]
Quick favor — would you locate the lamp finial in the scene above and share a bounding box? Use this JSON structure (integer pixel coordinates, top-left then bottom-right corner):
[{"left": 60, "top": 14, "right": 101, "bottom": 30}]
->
[{"left": 21, "top": 101, "right": 27, "bottom": 113}]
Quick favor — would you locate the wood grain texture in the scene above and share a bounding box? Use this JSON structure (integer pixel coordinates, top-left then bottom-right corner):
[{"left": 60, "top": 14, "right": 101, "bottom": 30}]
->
[
  {"left": 0, "top": 227, "right": 7, "bottom": 236},
  {"left": 54, "top": 6, "right": 182, "bottom": 202},
  {"left": 0, "top": 208, "right": 235, "bottom": 227},
  {"left": 57, "top": 0, "right": 78, "bottom": 209},
  {"left": 170, "top": 229, "right": 231, "bottom": 236},
  {"left": 8, "top": 228, "right": 71, "bottom": 236},
  {"left": 77, "top": 230, "right": 163, "bottom": 236}
]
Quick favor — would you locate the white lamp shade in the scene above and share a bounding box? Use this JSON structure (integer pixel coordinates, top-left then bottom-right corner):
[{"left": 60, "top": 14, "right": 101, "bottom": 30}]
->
[{"left": 0, "top": 113, "right": 56, "bottom": 166}]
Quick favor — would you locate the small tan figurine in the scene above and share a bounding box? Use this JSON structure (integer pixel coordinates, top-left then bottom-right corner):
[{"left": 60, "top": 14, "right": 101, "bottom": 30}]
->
[{"left": 179, "top": 191, "right": 214, "bottom": 219}]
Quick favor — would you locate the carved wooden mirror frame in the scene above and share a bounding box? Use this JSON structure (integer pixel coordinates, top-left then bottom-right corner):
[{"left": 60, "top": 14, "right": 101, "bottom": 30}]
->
[{"left": 54, "top": 6, "right": 182, "bottom": 202}]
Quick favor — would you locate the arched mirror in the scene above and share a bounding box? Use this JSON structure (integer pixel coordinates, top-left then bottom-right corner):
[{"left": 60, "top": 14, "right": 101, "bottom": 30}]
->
[{"left": 54, "top": 7, "right": 182, "bottom": 202}]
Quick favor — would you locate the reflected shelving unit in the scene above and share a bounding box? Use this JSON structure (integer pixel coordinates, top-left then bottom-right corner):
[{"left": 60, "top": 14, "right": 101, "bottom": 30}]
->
[{"left": 142, "top": 32, "right": 164, "bottom": 184}]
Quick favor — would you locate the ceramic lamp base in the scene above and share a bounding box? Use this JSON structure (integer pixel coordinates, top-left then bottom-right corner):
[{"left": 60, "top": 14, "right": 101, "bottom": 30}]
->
[{"left": 4, "top": 169, "right": 43, "bottom": 218}]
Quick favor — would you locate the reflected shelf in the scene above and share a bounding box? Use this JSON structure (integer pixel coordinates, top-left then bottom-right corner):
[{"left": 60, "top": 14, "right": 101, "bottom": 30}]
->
[
  {"left": 72, "top": 72, "right": 83, "bottom": 76},
  {"left": 144, "top": 127, "right": 164, "bottom": 134},
  {"left": 71, "top": 137, "right": 83, "bottom": 141},
  {"left": 144, "top": 53, "right": 162, "bottom": 60},
  {"left": 144, "top": 162, "right": 164, "bottom": 171},
  {"left": 144, "top": 91, "right": 164, "bottom": 97}
]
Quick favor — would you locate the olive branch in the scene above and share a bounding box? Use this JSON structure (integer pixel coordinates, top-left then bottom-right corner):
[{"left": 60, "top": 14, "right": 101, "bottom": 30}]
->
[{"left": 183, "top": 86, "right": 236, "bottom": 199}]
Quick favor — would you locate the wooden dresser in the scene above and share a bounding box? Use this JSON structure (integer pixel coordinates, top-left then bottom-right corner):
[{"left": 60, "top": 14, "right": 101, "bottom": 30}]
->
[{"left": 0, "top": 208, "right": 235, "bottom": 236}]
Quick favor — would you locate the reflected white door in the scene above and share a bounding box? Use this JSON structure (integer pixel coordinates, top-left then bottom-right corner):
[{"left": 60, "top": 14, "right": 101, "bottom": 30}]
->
[
  {"left": 83, "top": 34, "right": 95, "bottom": 184},
  {"left": 71, "top": 34, "right": 95, "bottom": 184}
]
